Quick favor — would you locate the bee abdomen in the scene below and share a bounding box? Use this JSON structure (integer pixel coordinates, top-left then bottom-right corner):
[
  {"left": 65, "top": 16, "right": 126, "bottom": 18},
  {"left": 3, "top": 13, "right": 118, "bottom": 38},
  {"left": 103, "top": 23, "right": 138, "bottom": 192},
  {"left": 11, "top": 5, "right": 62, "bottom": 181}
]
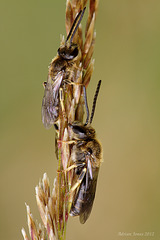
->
[
  {"left": 70, "top": 204, "right": 80, "bottom": 217},
  {"left": 70, "top": 197, "right": 85, "bottom": 216},
  {"left": 70, "top": 188, "right": 85, "bottom": 216}
]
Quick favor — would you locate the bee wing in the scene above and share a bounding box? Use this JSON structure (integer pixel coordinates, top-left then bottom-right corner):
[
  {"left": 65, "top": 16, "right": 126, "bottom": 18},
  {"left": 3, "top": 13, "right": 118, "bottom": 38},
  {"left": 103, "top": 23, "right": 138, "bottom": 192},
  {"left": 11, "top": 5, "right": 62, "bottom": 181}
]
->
[
  {"left": 79, "top": 167, "right": 99, "bottom": 224},
  {"left": 42, "top": 83, "right": 57, "bottom": 129},
  {"left": 41, "top": 74, "right": 63, "bottom": 129}
]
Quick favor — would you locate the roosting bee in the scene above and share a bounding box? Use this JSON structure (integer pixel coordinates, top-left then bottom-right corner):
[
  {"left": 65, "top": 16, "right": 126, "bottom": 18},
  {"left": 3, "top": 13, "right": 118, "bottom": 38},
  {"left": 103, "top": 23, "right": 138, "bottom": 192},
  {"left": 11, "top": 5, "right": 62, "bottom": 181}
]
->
[
  {"left": 42, "top": 8, "right": 86, "bottom": 129},
  {"left": 68, "top": 80, "right": 102, "bottom": 224}
]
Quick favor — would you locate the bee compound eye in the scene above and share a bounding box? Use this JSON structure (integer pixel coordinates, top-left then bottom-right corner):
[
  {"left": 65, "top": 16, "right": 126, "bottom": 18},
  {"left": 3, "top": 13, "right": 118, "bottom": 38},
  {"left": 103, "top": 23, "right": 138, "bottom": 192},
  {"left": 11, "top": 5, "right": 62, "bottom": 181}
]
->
[
  {"left": 70, "top": 46, "right": 78, "bottom": 59},
  {"left": 58, "top": 46, "right": 78, "bottom": 60},
  {"left": 69, "top": 124, "right": 87, "bottom": 139},
  {"left": 58, "top": 47, "right": 65, "bottom": 58},
  {"left": 73, "top": 125, "right": 85, "bottom": 134}
]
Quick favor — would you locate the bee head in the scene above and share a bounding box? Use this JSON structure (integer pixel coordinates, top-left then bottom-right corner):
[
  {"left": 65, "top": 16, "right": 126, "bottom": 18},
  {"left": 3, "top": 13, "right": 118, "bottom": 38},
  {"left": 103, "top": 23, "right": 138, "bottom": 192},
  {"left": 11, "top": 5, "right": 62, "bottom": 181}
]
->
[
  {"left": 58, "top": 43, "right": 78, "bottom": 60},
  {"left": 58, "top": 8, "right": 85, "bottom": 60},
  {"left": 69, "top": 122, "right": 96, "bottom": 140}
]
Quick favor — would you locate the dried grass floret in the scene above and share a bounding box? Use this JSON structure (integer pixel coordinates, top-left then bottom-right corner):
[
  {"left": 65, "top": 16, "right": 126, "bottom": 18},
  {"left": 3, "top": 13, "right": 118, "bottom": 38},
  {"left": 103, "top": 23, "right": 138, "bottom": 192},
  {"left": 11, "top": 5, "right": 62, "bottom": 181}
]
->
[{"left": 22, "top": 0, "right": 99, "bottom": 239}]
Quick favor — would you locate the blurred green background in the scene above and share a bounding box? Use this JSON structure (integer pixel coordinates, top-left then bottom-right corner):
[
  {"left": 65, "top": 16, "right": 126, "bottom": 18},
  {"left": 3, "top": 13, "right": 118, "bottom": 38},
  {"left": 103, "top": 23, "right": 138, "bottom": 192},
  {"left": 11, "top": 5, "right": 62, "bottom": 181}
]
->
[{"left": 1, "top": 0, "right": 160, "bottom": 239}]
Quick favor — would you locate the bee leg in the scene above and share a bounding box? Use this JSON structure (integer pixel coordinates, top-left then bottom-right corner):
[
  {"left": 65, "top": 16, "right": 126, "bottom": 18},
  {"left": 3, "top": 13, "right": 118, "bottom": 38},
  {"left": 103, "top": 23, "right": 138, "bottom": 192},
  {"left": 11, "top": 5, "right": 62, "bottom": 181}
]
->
[
  {"left": 57, "top": 139, "right": 76, "bottom": 144},
  {"left": 64, "top": 162, "right": 85, "bottom": 172},
  {"left": 59, "top": 87, "right": 65, "bottom": 114},
  {"left": 56, "top": 164, "right": 77, "bottom": 174},
  {"left": 63, "top": 79, "right": 83, "bottom": 86},
  {"left": 69, "top": 167, "right": 87, "bottom": 195},
  {"left": 64, "top": 164, "right": 77, "bottom": 172},
  {"left": 72, "top": 62, "right": 81, "bottom": 71},
  {"left": 57, "top": 162, "right": 85, "bottom": 175}
]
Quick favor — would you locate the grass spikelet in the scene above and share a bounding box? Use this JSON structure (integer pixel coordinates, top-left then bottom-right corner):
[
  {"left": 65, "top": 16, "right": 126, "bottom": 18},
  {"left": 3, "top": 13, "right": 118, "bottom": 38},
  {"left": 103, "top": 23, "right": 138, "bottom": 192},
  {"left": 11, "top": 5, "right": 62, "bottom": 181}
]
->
[{"left": 22, "top": 0, "right": 99, "bottom": 239}]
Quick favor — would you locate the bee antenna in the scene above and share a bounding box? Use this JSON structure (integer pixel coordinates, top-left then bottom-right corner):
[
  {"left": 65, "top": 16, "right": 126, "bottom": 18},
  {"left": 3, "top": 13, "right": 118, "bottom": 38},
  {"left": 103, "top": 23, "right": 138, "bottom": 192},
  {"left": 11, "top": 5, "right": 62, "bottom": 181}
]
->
[
  {"left": 70, "top": 7, "right": 86, "bottom": 45},
  {"left": 83, "top": 85, "right": 90, "bottom": 126},
  {"left": 90, "top": 80, "right": 102, "bottom": 124},
  {"left": 65, "top": 7, "right": 86, "bottom": 46}
]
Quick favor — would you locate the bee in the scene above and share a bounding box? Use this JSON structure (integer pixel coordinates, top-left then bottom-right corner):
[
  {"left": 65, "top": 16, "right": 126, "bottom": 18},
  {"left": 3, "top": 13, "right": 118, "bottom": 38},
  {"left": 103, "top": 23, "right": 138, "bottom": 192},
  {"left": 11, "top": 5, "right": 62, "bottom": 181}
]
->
[
  {"left": 68, "top": 80, "right": 102, "bottom": 224},
  {"left": 42, "top": 8, "right": 86, "bottom": 129}
]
